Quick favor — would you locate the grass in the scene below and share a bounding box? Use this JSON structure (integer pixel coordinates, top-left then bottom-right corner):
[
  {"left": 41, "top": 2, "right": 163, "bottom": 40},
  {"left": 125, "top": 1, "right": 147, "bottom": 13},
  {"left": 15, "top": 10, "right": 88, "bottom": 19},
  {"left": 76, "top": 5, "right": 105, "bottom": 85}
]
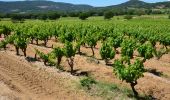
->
[
  {"left": 79, "top": 77, "right": 154, "bottom": 100},
  {"left": 1, "top": 15, "right": 170, "bottom": 25},
  {"left": 79, "top": 77, "right": 132, "bottom": 100}
]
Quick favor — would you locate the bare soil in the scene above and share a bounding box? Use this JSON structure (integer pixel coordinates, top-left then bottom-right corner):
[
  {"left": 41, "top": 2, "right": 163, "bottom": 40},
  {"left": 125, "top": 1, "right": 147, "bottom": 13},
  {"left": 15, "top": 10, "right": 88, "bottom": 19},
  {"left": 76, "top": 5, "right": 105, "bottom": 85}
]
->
[
  {"left": 0, "top": 51, "right": 99, "bottom": 100},
  {"left": 0, "top": 39, "right": 170, "bottom": 100}
]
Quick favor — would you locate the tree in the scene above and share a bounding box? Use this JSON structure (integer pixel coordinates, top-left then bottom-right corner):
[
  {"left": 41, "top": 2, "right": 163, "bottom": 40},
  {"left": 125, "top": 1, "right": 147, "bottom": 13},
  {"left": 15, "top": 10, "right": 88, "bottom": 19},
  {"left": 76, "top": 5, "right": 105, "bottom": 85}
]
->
[
  {"left": 75, "top": 41, "right": 82, "bottom": 54},
  {"left": 1, "top": 26, "right": 11, "bottom": 38},
  {"left": 121, "top": 38, "right": 136, "bottom": 58},
  {"left": 35, "top": 49, "right": 55, "bottom": 66},
  {"left": 107, "top": 36, "right": 123, "bottom": 53},
  {"left": 64, "top": 41, "right": 76, "bottom": 74},
  {"left": 100, "top": 42, "right": 115, "bottom": 65},
  {"left": 137, "top": 42, "right": 155, "bottom": 62},
  {"left": 159, "top": 34, "right": 170, "bottom": 50},
  {"left": 104, "top": 11, "right": 113, "bottom": 19},
  {"left": 38, "top": 14, "right": 48, "bottom": 20},
  {"left": 85, "top": 35, "right": 97, "bottom": 57},
  {"left": 0, "top": 40, "right": 8, "bottom": 50},
  {"left": 52, "top": 47, "right": 64, "bottom": 67},
  {"left": 48, "top": 12, "right": 60, "bottom": 20},
  {"left": 13, "top": 36, "right": 28, "bottom": 57},
  {"left": 37, "top": 27, "right": 49, "bottom": 47},
  {"left": 59, "top": 32, "right": 74, "bottom": 43},
  {"left": 79, "top": 13, "right": 89, "bottom": 20},
  {"left": 114, "top": 58, "right": 145, "bottom": 97},
  {"left": 11, "top": 14, "right": 24, "bottom": 22},
  {"left": 124, "top": 15, "right": 133, "bottom": 20}
]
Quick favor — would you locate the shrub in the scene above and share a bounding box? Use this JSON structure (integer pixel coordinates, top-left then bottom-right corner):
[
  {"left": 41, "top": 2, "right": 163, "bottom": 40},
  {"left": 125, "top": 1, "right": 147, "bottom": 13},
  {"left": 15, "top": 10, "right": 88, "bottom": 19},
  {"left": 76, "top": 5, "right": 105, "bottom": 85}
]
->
[
  {"left": 48, "top": 12, "right": 60, "bottom": 20},
  {"left": 114, "top": 58, "right": 145, "bottom": 97},
  {"left": 104, "top": 11, "right": 113, "bottom": 19},
  {"left": 80, "top": 77, "right": 96, "bottom": 90},
  {"left": 100, "top": 42, "right": 115, "bottom": 65},
  {"left": 79, "top": 13, "right": 89, "bottom": 20},
  {"left": 52, "top": 47, "right": 64, "bottom": 67},
  {"left": 124, "top": 15, "right": 133, "bottom": 20},
  {"left": 64, "top": 41, "right": 76, "bottom": 74}
]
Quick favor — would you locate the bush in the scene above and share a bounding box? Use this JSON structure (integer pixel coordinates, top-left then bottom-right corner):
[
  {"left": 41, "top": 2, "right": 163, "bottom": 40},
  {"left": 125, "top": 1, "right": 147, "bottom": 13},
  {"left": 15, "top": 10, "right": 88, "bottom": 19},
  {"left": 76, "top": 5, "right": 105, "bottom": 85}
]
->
[
  {"left": 79, "top": 13, "right": 89, "bottom": 20},
  {"left": 80, "top": 77, "right": 97, "bottom": 90},
  {"left": 38, "top": 14, "right": 48, "bottom": 20},
  {"left": 124, "top": 15, "right": 133, "bottom": 20},
  {"left": 100, "top": 42, "right": 115, "bottom": 65},
  {"left": 48, "top": 12, "right": 60, "bottom": 20},
  {"left": 169, "top": 15, "right": 170, "bottom": 19},
  {"left": 114, "top": 58, "right": 145, "bottom": 97},
  {"left": 104, "top": 11, "right": 113, "bottom": 19}
]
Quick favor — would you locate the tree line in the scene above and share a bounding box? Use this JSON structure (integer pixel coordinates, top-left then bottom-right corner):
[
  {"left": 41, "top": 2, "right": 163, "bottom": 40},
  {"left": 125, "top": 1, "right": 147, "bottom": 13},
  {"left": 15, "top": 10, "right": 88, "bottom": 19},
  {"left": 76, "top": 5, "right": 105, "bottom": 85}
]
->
[{"left": 0, "top": 8, "right": 170, "bottom": 21}]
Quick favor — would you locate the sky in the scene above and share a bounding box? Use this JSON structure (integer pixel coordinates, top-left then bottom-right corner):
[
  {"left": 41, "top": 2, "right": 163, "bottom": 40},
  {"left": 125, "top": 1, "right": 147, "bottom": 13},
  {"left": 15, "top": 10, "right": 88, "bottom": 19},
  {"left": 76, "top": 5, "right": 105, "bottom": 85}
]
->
[{"left": 1, "top": 0, "right": 170, "bottom": 7}]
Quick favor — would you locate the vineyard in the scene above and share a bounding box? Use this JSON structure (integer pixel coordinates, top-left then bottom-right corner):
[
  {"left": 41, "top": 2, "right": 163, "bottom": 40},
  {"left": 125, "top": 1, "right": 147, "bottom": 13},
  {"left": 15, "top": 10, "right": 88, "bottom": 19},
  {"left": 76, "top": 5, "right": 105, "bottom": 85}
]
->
[{"left": 0, "top": 17, "right": 170, "bottom": 99}]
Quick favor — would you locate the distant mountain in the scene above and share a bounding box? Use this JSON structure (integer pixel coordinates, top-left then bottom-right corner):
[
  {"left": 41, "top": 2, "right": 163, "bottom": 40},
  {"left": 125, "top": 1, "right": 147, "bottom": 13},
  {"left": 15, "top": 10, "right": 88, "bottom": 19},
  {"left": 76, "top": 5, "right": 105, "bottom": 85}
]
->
[
  {"left": 114, "top": 0, "right": 149, "bottom": 8},
  {"left": 106, "top": 0, "right": 170, "bottom": 9},
  {"left": 0, "top": 0, "right": 170, "bottom": 13},
  {"left": 0, "top": 0, "right": 94, "bottom": 13}
]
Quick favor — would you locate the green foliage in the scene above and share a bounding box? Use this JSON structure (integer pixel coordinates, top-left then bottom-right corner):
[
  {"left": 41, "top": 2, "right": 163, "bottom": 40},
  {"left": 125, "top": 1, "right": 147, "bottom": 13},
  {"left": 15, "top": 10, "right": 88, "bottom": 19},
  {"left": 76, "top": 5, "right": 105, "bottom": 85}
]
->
[
  {"left": 80, "top": 77, "right": 97, "bottom": 90},
  {"left": 85, "top": 34, "right": 98, "bottom": 56},
  {"left": 124, "top": 15, "right": 133, "bottom": 20},
  {"left": 148, "top": 35, "right": 157, "bottom": 46},
  {"left": 79, "top": 13, "right": 89, "bottom": 20},
  {"left": 63, "top": 41, "right": 76, "bottom": 74},
  {"left": 6, "top": 35, "right": 15, "bottom": 44},
  {"left": 11, "top": 14, "right": 24, "bottom": 22},
  {"left": 35, "top": 49, "right": 55, "bottom": 66},
  {"left": 12, "top": 32, "right": 29, "bottom": 57},
  {"left": 114, "top": 58, "right": 145, "bottom": 96},
  {"left": 169, "top": 15, "right": 170, "bottom": 19},
  {"left": 121, "top": 38, "right": 136, "bottom": 58},
  {"left": 108, "top": 36, "right": 123, "bottom": 49},
  {"left": 0, "top": 26, "right": 11, "bottom": 37},
  {"left": 47, "top": 12, "right": 60, "bottom": 20},
  {"left": 52, "top": 47, "right": 64, "bottom": 66},
  {"left": 86, "top": 36, "right": 97, "bottom": 48},
  {"left": 159, "top": 33, "right": 170, "bottom": 48},
  {"left": 38, "top": 14, "right": 48, "bottom": 20},
  {"left": 36, "top": 49, "right": 49, "bottom": 61},
  {"left": 75, "top": 41, "right": 83, "bottom": 54},
  {"left": 114, "top": 59, "right": 145, "bottom": 83},
  {"left": 137, "top": 42, "right": 155, "bottom": 61},
  {"left": 59, "top": 32, "right": 74, "bottom": 43},
  {"left": 104, "top": 11, "right": 113, "bottom": 19},
  {"left": 14, "top": 37, "right": 28, "bottom": 50},
  {"left": 0, "top": 40, "right": 8, "bottom": 50},
  {"left": 52, "top": 47, "right": 64, "bottom": 58},
  {"left": 64, "top": 41, "right": 76, "bottom": 58},
  {"left": 100, "top": 42, "right": 115, "bottom": 64}
]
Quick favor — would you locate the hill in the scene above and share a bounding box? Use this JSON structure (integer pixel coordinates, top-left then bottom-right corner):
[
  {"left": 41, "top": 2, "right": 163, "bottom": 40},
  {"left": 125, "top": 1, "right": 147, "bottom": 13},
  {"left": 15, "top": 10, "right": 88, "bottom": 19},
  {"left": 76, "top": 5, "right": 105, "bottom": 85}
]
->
[
  {"left": 106, "top": 0, "right": 170, "bottom": 9},
  {"left": 0, "top": 0, "right": 93, "bottom": 13},
  {"left": 0, "top": 0, "right": 170, "bottom": 13}
]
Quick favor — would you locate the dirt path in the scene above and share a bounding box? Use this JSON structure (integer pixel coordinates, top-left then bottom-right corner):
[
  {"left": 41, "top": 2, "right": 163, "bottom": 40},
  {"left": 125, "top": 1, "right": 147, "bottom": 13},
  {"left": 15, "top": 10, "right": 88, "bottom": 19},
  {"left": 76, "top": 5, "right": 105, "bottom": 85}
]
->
[{"left": 0, "top": 51, "right": 98, "bottom": 100}]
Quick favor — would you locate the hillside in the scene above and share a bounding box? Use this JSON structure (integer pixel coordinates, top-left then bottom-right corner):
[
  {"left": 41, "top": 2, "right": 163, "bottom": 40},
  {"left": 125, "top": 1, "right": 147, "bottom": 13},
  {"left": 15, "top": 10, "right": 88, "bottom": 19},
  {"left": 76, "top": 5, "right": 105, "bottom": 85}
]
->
[
  {"left": 0, "top": 0, "right": 93, "bottom": 13},
  {"left": 107, "top": 0, "right": 170, "bottom": 9},
  {"left": 0, "top": 0, "right": 170, "bottom": 13}
]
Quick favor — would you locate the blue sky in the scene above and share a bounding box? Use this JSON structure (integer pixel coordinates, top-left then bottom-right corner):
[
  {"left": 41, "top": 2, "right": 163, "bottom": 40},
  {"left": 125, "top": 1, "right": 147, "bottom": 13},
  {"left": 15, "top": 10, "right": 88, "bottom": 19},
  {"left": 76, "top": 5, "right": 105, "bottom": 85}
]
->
[{"left": 2, "top": 0, "right": 170, "bottom": 7}]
